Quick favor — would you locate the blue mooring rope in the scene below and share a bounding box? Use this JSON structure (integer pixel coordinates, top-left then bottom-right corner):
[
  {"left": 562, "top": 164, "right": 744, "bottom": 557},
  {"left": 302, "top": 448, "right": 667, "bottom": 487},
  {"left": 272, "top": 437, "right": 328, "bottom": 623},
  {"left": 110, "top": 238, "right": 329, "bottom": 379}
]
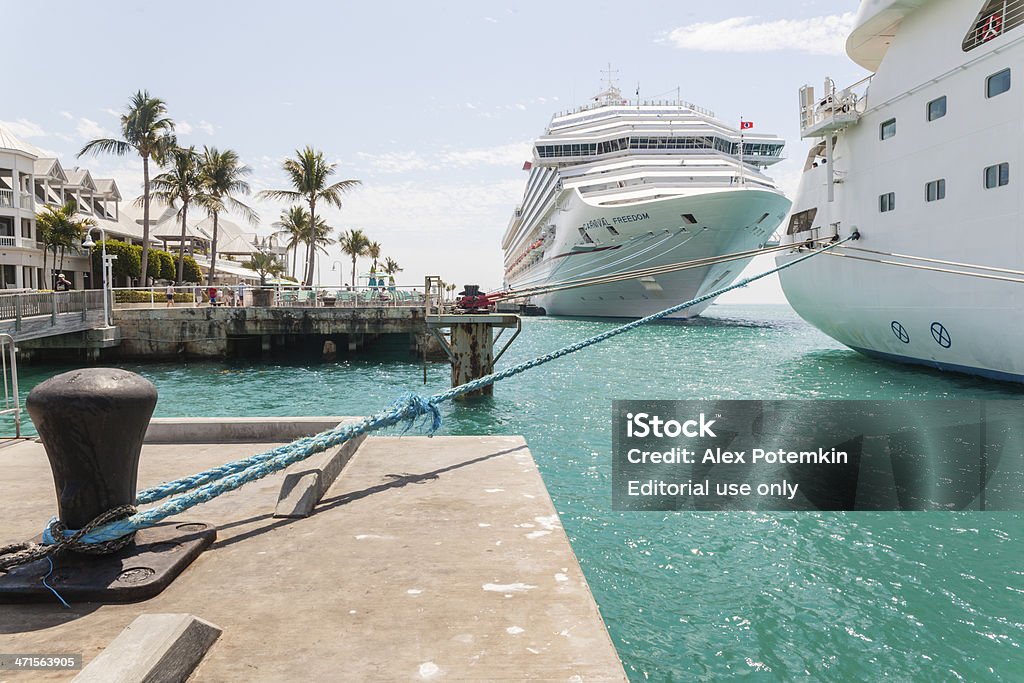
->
[{"left": 45, "top": 238, "right": 851, "bottom": 546}]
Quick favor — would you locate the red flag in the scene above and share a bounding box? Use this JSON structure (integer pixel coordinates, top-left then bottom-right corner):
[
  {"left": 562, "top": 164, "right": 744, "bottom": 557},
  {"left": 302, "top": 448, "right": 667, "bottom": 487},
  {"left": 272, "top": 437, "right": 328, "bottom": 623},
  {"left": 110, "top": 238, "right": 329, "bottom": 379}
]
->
[
  {"left": 522, "top": 161, "right": 533, "bottom": 171},
  {"left": 740, "top": 121, "right": 754, "bottom": 130}
]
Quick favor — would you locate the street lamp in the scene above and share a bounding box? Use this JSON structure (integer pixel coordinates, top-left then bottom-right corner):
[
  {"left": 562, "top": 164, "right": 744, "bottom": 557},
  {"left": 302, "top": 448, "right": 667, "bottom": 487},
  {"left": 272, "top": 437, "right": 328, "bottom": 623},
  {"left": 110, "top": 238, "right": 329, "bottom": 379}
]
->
[
  {"left": 330, "top": 260, "right": 345, "bottom": 288},
  {"left": 81, "top": 227, "right": 113, "bottom": 327}
]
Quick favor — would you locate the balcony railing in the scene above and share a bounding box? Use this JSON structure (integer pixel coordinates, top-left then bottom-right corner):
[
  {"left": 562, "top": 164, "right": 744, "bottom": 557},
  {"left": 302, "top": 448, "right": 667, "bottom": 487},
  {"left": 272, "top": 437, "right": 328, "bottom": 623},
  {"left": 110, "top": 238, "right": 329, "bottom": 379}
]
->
[{"left": 0, "top": 190, "right": 35, "bottom": 211}]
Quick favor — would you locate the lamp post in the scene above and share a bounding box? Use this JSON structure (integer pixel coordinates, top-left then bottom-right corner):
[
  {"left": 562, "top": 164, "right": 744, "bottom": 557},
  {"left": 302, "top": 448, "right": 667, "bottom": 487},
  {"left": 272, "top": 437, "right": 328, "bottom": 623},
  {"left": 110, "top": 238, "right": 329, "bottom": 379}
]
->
[
  {"left": 330, "top": 260, "right": 344, "bottom": 289},
  {"left": 81, "top": 227, "right": 112, "bottom": 327}
]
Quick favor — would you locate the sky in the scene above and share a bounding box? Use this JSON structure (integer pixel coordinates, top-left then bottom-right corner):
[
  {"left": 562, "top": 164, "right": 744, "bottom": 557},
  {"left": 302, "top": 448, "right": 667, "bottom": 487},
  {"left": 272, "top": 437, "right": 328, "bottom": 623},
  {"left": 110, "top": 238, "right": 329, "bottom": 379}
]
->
[{"left": 2, "top": 0, "right": 869, "bottom": 302}]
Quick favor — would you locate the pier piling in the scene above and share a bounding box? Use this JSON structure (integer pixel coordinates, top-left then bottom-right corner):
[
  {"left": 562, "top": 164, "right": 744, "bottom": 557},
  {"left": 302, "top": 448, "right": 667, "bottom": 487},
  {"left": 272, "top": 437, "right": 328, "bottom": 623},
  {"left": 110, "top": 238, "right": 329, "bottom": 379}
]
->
[{"left": 427, "top": 314, "right": 521, "bottom": 397}]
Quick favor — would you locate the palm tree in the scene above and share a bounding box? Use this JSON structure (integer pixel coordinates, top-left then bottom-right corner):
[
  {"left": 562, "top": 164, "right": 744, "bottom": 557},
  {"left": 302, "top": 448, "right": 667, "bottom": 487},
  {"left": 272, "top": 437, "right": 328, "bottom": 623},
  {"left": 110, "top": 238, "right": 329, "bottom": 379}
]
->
[
  {"left": 78, "top": 90, "right": 175, "bottom": 285},
  {"left": 243, "top": 251, "right": 284, "bottom": 287},
  {"left": 36, "top": 201, "right": 95, "bottom": 287},
  {"left": 308, "top": 216, "right": 335, "bottom": 263},
  {"left": 383, "top": 257, "right": 402, "bottom": 276},
  {"left": 367, "top": 241, "right": 381, "bottom": 272},
  {"left": 272, "top": 206, "right": 310, "bottom": 279},
  {"left": 197, "top": 147, "right": 258, "bottom": 286},
  {"left": 338, "top": 228, "right": 370, "bottom": 288},
  {"left": 150, "top": 146, "right": 201, "bottom": 283},
  {"left": 257, "top": 146, "right": 360, "bottom": 286}
]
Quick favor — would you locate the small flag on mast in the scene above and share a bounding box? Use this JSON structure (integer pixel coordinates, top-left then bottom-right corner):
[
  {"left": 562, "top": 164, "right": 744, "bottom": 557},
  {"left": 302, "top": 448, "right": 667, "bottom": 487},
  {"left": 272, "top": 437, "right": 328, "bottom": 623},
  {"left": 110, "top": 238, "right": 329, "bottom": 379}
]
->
[
  {"left": 522, "top": 161, "right": 533, "bottom": 171},
  {"left": 740, "top": 120, "right": 754, "bottom": 130}
]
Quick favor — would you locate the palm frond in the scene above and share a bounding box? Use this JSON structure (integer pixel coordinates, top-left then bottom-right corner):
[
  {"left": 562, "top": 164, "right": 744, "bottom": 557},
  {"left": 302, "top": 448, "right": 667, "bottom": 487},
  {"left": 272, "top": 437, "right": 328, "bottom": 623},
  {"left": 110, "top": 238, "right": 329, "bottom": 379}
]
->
[
  {"left": 226, "top": 196, "right": 259, "bottom": 226},
  {"left": 257, "top": 189, "right": 302, "bottom": 202},
  {"left": 78, "top": 138, "right": 131, "bottom": 158}
]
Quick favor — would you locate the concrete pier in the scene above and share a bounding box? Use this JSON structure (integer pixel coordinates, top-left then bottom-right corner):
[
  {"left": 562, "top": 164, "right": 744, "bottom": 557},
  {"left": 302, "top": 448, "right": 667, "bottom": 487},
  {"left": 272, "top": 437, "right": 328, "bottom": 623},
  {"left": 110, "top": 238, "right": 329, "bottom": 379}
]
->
[{"left": 0, "top": 425, "right": 625, "bottom": 681}]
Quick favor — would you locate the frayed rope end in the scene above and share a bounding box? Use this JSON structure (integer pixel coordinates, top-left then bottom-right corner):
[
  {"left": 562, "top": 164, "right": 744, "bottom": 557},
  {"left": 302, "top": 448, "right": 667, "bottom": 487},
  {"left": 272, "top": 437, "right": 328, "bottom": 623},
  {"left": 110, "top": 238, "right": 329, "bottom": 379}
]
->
[{"left": 390, "top": 392, "right": 443, "bottom": 436}]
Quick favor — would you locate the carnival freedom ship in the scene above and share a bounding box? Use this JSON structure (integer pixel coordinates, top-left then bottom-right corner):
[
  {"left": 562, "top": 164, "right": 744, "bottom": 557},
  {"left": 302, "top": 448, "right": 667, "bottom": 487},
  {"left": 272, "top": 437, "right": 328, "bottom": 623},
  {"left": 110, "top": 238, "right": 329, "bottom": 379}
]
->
[
  {"left": 501, "top": 76, "right": 791, "bottom": 318},
  {"left": 777, "top": 0, "right": 1024, "bottom": 382}
]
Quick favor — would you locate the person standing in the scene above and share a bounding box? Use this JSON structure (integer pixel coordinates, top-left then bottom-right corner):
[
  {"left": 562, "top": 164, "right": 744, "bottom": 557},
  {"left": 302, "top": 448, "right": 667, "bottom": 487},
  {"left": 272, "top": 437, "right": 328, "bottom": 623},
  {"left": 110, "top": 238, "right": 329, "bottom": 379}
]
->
[
  {"left": 165, "top": 283, "right": 175, "bottom": 307},
  {"left": 237, "top": 281, "right": 246, "bottom": 307},
  {"left": 193, "top": 284, "right": 203, "bottom": 307}
]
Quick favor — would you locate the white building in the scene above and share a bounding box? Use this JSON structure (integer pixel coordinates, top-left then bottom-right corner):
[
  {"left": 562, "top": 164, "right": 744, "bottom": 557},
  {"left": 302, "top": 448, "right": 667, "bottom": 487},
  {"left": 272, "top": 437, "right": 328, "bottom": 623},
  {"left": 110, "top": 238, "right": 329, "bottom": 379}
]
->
[
  {"left": 0, "top": 123, "right": 141, "bottom": 289},
  {"left": 0, "top": 121, "right": 281, "bottom": 289}
]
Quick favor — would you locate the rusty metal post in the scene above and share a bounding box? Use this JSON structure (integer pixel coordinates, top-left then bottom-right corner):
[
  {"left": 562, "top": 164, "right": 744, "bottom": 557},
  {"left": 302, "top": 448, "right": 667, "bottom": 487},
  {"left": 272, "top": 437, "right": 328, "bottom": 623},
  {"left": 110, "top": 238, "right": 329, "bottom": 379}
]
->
[{"left": 449, "top": 321, "right": 494, "bottom": 397}]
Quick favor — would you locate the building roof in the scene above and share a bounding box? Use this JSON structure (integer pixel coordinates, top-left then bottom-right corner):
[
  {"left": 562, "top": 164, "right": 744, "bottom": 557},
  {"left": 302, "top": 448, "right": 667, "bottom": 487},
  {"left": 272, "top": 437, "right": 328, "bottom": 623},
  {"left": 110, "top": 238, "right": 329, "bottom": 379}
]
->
[
  {"left": 33, "top": 158, "right": 67, "bottom": 182},
  {"left": 94, "top": 212, "right": 145, "bottom": 241},
  {"left": 65, "top": 168, "right": 98, "bottom": 192},
  {"left": 121, "top": 198, "right": 180, "bottom": 228},
  {"left": 93, "top": 179, "right": 121, "bottom": 200},
  {"left": 0, "top": 124, "right": 42, "bottom": 158},
  {"left": 151, "top": 209, "right": 214, "bottom": 241},
  {"left": 194, "top": 216, "right": 258, "bottom": 255}
]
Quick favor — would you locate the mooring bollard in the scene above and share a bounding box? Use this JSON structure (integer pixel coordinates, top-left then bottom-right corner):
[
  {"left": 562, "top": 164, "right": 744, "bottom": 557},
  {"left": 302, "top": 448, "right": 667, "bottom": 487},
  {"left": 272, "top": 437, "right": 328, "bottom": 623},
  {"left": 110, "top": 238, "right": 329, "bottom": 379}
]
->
[
  {"left": 27, "top": 368, "right": 157, "bottom": 531},
  {"left": 0, "top": 367, "right": 216, "bottom": 604}
]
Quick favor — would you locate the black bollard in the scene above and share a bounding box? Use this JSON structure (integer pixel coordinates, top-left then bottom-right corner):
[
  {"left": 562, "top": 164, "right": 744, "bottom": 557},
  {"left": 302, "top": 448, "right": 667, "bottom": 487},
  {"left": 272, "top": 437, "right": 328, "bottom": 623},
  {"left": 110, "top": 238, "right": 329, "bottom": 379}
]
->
[
  {"left": 27, "top": 368, "right": 157, "bottom": 530},
  {"left": 0, "top": 368, "right": 216, "bottom": 603}
]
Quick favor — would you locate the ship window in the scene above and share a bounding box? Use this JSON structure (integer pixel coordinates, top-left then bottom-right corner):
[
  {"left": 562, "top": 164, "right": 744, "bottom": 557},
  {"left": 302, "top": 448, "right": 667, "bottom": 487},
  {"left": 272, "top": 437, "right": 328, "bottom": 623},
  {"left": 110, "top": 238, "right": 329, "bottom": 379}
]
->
[
  {"left": 986, "top": 68, "right": 1011, "bottom": 97},
  {"left": 879, "top": 192, "right": 896, "bottom": 212},
  {"left": 927, "top": 96, "right": 947, "bottom": 121},
  {"left": 681, "top": 213, "right": 698, "bottom": 224},
  {"left": 984, "top": 162, "right": 1009, "bottom": 188},
  {"left": 786, "top": 208, "right": 817, "bottom": 234},
  {"left": 756, "top": 212, "right": 770, "bottom": 225},
  {"left": 880, "top": 118, "right": 896, "bottom": 140},
  {"left": 606, "top": 225, "right": 619, "bottom": 236},
  {"left": 926, "top": 179, "right": 946, "bottom": 202},
  {"left": 578, "top": 227, "right": 595, "bottom": 244}
]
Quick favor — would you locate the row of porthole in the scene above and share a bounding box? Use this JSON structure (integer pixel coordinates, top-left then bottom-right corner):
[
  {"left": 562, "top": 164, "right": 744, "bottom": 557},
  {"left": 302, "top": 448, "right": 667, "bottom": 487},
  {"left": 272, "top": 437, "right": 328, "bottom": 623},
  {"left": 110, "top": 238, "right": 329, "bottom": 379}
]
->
[{"left": 890, "top": 320, "right": 952, "bottom": 348}]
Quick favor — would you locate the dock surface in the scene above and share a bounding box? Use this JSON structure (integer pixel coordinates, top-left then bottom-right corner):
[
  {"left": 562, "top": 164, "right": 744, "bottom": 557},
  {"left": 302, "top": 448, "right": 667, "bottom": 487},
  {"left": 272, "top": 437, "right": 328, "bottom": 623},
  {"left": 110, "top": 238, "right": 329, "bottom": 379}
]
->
[{"left": 0, "top": 434, "right": 625, "bottom": 681}]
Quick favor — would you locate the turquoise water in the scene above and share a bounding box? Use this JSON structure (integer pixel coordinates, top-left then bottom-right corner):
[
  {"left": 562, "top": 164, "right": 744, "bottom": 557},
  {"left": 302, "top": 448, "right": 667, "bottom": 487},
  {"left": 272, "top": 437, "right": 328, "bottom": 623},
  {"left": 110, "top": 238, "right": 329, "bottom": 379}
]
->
[{"left": 9, "top": 305, "right": 1023, "bottom": 681}]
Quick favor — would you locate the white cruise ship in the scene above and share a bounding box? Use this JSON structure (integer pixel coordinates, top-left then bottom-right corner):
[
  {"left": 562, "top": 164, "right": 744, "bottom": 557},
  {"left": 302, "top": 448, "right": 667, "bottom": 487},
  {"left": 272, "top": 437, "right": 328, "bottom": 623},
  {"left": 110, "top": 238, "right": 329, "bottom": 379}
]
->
[
  {"left": 777, "top": 0, "right": 1024, "bottom": 382},
  {"left": 501, "top": 82, "right": 791, "bottom": 318}
]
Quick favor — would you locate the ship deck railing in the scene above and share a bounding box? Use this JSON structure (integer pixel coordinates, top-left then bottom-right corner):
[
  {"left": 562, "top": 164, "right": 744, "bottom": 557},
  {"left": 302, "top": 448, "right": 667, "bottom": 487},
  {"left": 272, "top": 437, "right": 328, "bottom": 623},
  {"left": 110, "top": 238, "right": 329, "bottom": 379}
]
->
[{"left": 799, "top": 75, "right": 873, "bottom": 139}]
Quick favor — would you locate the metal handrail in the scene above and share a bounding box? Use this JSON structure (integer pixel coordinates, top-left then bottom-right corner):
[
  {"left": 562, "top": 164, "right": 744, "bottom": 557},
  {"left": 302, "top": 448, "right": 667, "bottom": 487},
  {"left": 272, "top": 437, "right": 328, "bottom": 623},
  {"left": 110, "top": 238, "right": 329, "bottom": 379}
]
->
[
  {"left": 0, "top": 333, "right": 21, "bottom": 438},
  {"left": 107, "top": 284, "right": 428, "bottom": 309},
  {"left": 0, "top": 289, "right": 106, "bottom": 322}
]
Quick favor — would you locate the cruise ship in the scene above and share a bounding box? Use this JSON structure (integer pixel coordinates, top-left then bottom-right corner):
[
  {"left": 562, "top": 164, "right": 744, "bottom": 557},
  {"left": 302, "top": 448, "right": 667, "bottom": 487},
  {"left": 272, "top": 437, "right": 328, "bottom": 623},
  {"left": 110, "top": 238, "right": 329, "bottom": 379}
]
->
[
  {"left": 777, "top": 0, "right": 1024, "bottom": 382},
  {"left": 501, "top": 82, "right": 791, "bottom": 318}
]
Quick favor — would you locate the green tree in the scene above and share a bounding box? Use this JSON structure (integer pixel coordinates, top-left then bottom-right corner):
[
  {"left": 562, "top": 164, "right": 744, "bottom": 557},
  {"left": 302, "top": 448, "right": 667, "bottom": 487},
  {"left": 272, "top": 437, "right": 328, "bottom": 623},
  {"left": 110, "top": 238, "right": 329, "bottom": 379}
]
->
[
  {"left": 148, "top": 249, "right": 176, "bottom": 281},
  {"left": 243, "top": 251, "right": 284, "bottom": 287},
  {"left": 91, "top": 240, "right": 142, "bottom": 281},
  {"left": 175, "top": 254, "right": 203, "bottom": 282},
  {"left": 36, "top": 201, "right": 95, "bottom": 287},
  {"left": 307, "top": 216, "right": 335, "bottom": 268},
  {"left": 78, "top": 90, "right": 175, "bottom": 284},
  {"left": 338, "top": 228, "right": 370, "bottom": 289},
  {"left": 383, "top": 257, "right": 402, "bottom": 276},
  {"left": 257, "top": 146, "right": 360, "bottom": 286},
  {"left": 151, "top": 145, "right": 201, "bottom": 283},
  {"left": 197, "top": 147, "right": 258, "bottom": 286},
  {"left": 367, "top": 241, "right": 381, "bottom": 272},
  {"left": 272, "top": 206, "right": 310, "bottom": 279}
]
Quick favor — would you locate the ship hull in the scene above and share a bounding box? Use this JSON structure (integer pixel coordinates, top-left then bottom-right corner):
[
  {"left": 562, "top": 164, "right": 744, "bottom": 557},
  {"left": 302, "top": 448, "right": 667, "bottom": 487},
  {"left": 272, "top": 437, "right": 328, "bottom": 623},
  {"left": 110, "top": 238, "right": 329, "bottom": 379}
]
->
[
  {"left": 507, "top": 189, "right": 789, "bottom": 319},
  {"left": 778, "top": 249, "right": 1024, "bottom": 383}
]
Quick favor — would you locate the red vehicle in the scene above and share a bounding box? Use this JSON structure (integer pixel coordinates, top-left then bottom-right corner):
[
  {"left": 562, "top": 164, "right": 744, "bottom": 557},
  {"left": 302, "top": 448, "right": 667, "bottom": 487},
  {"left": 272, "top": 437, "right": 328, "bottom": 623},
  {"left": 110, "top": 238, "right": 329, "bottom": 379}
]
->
[{"left": 455, "top": 285, "right": 494, "bottom": 313}]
